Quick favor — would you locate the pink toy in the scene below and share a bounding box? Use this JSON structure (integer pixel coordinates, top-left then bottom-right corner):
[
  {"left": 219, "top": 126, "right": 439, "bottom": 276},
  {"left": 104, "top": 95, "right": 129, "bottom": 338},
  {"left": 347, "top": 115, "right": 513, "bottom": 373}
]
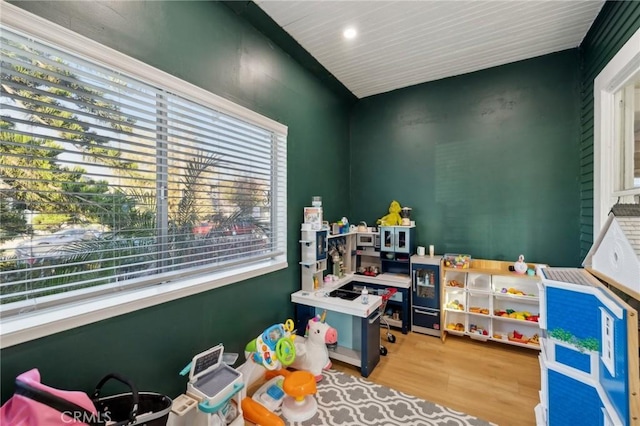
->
[
  {"left": 1, "top": 368, "right": 99, "bottom": 426},
  {"left": 290, "top": 312, "right": 338, "bottom": 382}
]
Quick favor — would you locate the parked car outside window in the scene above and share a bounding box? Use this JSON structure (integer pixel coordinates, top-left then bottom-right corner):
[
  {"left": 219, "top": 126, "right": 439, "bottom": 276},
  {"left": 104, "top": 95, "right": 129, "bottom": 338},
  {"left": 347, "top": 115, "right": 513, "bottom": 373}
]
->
[{"left": 14, "top": 228, "right": 101, "bottom": 264}]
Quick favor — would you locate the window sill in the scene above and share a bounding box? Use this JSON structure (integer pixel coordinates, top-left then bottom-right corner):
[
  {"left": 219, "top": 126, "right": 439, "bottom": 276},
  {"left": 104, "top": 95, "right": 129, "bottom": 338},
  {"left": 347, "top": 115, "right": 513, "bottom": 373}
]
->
[{"left": 0, "top": 259, "right": 287, "bottom": 348}]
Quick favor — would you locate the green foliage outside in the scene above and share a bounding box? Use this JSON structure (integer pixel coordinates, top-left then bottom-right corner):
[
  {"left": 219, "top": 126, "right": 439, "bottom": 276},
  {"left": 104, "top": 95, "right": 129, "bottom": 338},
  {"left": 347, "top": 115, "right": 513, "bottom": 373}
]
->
[{"left": 0, "top": 37, "right": 270, "bottom": 304}]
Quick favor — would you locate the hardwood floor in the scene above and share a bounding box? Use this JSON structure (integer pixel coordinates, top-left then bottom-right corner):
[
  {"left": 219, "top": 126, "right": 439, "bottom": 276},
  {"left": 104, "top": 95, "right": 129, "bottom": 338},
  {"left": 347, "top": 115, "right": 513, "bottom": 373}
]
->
[{"left": 331, "top": 331, "right": 541, "bottom": 426}]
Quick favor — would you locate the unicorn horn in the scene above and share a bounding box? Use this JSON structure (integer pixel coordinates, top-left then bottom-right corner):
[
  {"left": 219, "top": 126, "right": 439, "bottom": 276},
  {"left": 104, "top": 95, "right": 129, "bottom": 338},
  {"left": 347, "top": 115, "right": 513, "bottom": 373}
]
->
[{"left": 320, "top": 310, "right": 327, "bottom": 323}]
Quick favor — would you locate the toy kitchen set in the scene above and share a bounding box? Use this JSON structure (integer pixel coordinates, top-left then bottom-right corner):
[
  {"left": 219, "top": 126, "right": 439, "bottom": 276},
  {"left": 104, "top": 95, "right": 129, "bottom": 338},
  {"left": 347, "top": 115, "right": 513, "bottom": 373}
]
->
[{"left": 293, "top": 198, "right": 443, "bottom": 376}]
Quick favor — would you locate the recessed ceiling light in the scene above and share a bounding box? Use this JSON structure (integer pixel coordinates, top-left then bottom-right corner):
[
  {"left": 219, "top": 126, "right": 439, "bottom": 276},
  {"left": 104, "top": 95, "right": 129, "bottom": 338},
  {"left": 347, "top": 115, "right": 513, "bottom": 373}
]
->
[{"left": 343, "top": 28, "right": 357, "bottom": 40}]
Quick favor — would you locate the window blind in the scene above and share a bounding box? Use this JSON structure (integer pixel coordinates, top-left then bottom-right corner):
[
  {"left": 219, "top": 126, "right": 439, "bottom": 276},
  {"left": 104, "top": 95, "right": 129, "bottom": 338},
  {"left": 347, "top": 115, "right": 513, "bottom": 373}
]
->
[{"left": 0, "top": 26, "right": 287, "bottom": 317}]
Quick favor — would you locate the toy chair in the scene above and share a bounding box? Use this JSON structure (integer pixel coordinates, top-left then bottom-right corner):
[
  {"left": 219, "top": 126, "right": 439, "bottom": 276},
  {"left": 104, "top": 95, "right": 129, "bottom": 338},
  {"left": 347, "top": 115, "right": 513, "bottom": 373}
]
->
[{"left": 281, "top": 370, "right": 317, "bottom": 423}]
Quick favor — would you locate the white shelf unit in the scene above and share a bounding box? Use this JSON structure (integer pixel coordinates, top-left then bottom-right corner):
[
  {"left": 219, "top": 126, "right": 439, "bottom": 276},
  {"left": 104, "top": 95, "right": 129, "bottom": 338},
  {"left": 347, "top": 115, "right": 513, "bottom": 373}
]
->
[
  {"left": 299, "top": 227, "right": 361, "bottom": 292},
  {"left": 441, "top": 259, "right": 543, "bottom": 350},
  {"left": 299, "top": 228, "right": 328, "bottom": 292}
]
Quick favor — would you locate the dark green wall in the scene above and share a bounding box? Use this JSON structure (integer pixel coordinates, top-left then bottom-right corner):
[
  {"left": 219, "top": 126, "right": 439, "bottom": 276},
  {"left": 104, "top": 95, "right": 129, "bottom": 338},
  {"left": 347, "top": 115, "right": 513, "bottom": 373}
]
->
[
  {"left": 350, "top": 51, "right": 581, "bottom": 267},
  {"left": 1, "top": 0, "right": 351, "bottom": 403},
  {"left": 4, "top": 0, "right": 640, "bottom": 407},
  {"left": 578, "top": 1, "right": 640, "bottom": 258}
]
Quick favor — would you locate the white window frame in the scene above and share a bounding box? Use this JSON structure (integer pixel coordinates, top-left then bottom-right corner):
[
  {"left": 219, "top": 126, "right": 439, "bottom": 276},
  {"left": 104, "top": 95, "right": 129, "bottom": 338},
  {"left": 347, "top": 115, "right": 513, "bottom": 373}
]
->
[
  {"left": 0, "top": 3, "right": 288, "bottom": 348},
  {"left": 594, "top": 26, "right": 640, "bottom": 235},
  {"left": 602, "top": 407, "right": 614, "bottom": 426},
  {"left": 600, "top": 307, "right": 615, "bottom": 376}
]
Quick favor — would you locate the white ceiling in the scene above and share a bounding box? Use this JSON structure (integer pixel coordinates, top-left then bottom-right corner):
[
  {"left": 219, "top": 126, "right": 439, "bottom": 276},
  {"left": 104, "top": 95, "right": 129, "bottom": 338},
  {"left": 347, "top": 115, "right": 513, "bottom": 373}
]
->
[{"left": 255, "top": 0, "right": 605, "bottom": 99}]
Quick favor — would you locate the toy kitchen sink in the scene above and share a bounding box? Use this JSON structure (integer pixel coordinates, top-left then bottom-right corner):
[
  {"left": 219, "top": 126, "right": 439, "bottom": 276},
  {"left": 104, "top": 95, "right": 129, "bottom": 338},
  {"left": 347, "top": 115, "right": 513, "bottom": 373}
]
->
[{"left": 328, "top": 287, "right": 362, "bottom": 301}]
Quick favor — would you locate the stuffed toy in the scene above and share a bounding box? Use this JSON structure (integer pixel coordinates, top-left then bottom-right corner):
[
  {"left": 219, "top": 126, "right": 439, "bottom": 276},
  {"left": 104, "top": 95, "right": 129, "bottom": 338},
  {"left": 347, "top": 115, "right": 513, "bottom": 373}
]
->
[
  {"left": 290, "top": 314, "right": 338, "bottom": 382},
  {"left": 377, "top": 200, "right": 402, "bottom": 226}
]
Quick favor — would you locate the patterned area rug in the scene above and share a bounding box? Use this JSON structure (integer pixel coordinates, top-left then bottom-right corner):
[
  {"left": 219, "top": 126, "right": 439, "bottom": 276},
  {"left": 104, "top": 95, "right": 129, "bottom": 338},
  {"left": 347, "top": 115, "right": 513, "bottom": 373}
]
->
[{"left": 282, "top": 369, "right": 496, "bottom": 426}]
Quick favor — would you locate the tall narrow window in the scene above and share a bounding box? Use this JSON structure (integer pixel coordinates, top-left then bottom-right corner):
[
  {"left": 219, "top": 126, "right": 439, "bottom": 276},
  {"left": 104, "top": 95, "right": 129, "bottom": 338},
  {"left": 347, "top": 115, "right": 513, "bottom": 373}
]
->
[
  {"left": 600, "top": 308, "right": 615, "bottom": 376},
  {"left": 0, "top": 12, "right": 287, "bottom": 331},
  {"left": 594, "top": 26, "right": 640, "bottom": 233},
  {"left": 614, "top": 79, "right": 640, "bottom": 191}
]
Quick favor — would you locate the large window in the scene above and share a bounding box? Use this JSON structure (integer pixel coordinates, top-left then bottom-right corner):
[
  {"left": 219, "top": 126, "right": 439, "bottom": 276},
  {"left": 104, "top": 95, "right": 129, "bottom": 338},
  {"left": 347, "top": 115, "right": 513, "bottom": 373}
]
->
[
  {"left": 594, "top": 27, "right": 640, "bottom": 234},
  {"left": 613, "top": 78, "right": 640, "bottom": 191},
  {"left": 0, "top": 5, "right": 287, "bottom": 346}
]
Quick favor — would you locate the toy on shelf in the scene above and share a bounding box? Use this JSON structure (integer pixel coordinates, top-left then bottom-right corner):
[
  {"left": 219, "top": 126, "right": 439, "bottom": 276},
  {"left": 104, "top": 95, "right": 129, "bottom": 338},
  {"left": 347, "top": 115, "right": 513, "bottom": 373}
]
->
[
  {"left": 399, "top": 206, "right": 412, "bottom": 226},
  {"left": 376, "top": 200, "right": 403, "bottom": 226},
  {"left": 446, "top": 299, "right": 464, "bottom": 311},
  {"left": 469, "top": 323, "right": 489, "bottom": 336},
  {"left": 443, "top": 253, "right": 471, "bottom": 269},
  {"left": 514, "top": 254, "right": 528, "bottom": 274},
  {"left": 494, "top": 309, "right": 539, "bottom": 322},
  {"left": 446, "top": 322, "right": 465, "bottom": 332},
  {"left": 508, "top": 329, "right": 539, "bottom": 345},
  {"left": 289, "top": 312, "right": 338, "bottom": 382},
  {"left": 501, "top": 287, "right": 523, "bottom": 296},
  {"left": 328, "top": 240, "right": 347, "bottom": 278}
]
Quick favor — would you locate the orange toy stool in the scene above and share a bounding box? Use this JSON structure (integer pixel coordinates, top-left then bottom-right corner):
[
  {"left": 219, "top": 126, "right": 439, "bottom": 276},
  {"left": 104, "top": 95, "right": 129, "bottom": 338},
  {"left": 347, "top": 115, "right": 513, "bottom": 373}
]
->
[{"left": 281, "top": 371, "right": 317, "bottom": 422}]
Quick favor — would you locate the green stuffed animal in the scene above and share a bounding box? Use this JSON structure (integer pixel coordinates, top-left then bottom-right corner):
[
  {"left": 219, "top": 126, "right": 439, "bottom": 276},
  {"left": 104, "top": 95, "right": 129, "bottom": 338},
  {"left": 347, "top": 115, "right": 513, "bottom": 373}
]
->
[{"left": 377, "top": 200, "right": 402, "bottom": 226}]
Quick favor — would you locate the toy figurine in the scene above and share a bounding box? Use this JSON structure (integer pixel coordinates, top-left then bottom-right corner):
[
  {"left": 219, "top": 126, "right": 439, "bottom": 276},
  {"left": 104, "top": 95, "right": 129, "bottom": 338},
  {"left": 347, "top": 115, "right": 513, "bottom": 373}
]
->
[{"left": 514, "top": 254, "right": 528, "bottom": 274}]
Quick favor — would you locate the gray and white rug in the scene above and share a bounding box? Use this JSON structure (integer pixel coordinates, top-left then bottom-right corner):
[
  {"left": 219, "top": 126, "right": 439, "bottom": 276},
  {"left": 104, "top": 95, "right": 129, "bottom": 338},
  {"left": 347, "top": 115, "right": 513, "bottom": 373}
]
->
[{"left": 283, "top": 369, "right": 495, "bottom": 426}]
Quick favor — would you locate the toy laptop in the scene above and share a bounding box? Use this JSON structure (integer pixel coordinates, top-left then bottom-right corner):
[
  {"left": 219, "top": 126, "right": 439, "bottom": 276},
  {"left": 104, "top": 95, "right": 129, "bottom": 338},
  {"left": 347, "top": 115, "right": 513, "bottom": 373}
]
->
[{"left": 185, "top": 344, "right": 244, "bottom": 414}]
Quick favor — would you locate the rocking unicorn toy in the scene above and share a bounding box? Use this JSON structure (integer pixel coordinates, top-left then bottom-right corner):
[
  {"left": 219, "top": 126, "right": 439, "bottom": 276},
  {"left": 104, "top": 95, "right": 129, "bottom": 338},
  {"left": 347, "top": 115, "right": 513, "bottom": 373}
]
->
[{"left": 289, "top": 312, "right": 338, "bottom": 382}]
